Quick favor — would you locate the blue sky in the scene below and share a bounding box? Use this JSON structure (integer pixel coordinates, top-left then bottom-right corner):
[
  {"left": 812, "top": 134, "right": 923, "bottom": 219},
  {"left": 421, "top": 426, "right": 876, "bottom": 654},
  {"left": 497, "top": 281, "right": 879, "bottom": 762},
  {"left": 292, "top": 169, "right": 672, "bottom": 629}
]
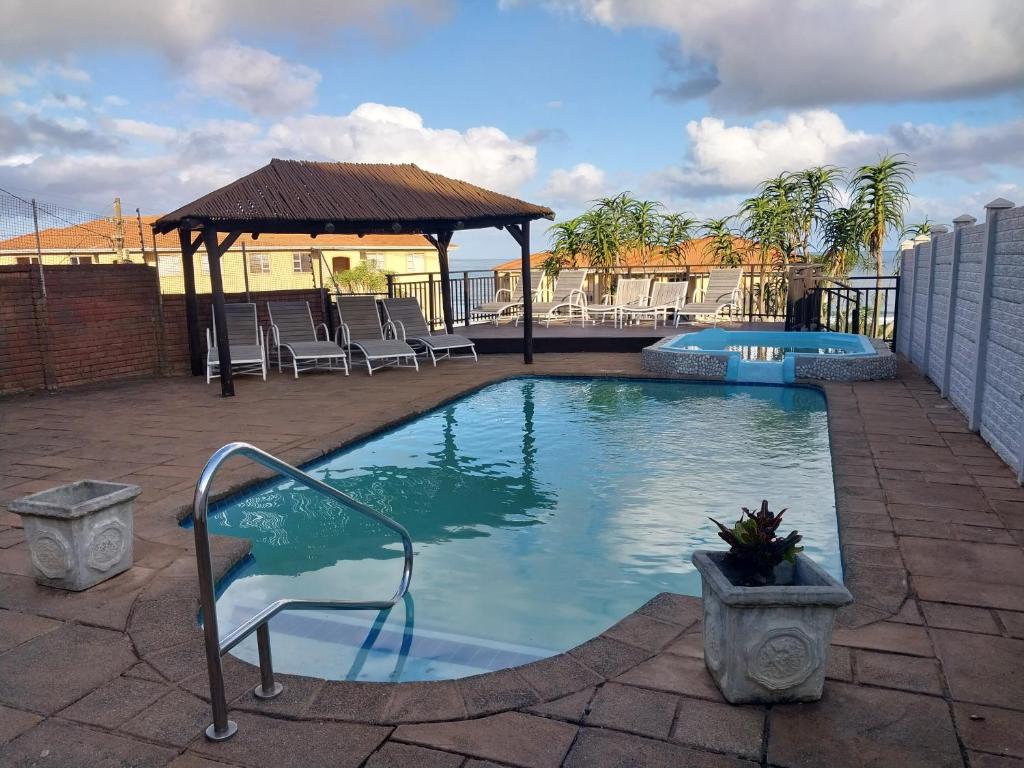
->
[{"left": 1, "top": 1, "right": 1022, "bottom": 265}]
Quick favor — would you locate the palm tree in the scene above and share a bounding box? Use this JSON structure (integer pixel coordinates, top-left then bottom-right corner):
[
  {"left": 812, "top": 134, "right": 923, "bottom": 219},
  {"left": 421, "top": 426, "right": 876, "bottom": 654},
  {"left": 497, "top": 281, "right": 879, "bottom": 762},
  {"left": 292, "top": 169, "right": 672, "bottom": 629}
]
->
[
  {"left": 624, "top": 198, "right": 663, "bottom": 271},
  {"left": 817, "top": 205, "right": 866, "bottom": 278},
  {"left": 659, "top": 212, "right": 698, "bottom": 267},
  {"left": 701, "top": 217, "right": 744, "bottom": 267},
  {"left": 547, "top": 218, "right": 584, "bottom": 272},
  {"left": 792, "top": 166, "right": 843, "bottom": 260},
  {"left": 849, "top": 154, "right": 914, "bottom": 328}
]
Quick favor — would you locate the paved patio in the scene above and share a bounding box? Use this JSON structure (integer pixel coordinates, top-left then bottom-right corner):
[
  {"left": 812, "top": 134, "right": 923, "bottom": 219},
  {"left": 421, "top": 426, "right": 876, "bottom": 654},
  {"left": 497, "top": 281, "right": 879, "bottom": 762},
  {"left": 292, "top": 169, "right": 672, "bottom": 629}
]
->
[{"left": 0, "top": 354, "right": 1022, "bottom": 768}]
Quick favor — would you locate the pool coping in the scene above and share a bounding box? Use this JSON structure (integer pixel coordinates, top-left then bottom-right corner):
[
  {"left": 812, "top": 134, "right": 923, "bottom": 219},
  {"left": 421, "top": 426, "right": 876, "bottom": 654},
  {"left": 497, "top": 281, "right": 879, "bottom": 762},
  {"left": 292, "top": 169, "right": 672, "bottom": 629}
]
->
[{"left": 128, "top": 370, "right": 902, "bottom": 726}]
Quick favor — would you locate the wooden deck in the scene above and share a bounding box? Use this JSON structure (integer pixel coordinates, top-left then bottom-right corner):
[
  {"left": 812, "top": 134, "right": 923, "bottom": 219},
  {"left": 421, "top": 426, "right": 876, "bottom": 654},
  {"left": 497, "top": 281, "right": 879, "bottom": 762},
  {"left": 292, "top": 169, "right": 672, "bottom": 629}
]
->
[{"left": 462, "top": 319, "right": 784, "bottom": 353}]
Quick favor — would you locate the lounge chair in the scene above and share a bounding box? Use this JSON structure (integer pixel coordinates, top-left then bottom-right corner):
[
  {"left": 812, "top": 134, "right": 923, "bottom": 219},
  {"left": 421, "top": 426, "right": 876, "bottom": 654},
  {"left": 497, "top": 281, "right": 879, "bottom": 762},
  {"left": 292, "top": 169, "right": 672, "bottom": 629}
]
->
[
  {"left": 617, "top": 281, "right": 690, "bottom": 328},
  {"left": 267, "top": 301, "right": 348, "bottom": 378},
  {"left": 334, "top": 295, "right": 419, "bottom": 375},
  {"left": 518, "top": 269, "right": 589, "bottom": 327},
  {"left": 206, "top": 302, "right": 267, "bottom": 383},
  {"left": 589, "top": 277, "right": 652, "bottom": 327},
  {"left": 675, "top": 267, "right": 744, "bottom": 326},
  {"left": 472, "top": 270, "right": 544, "bottom": 325},
  {"left": 382, "top": 298, "right": 477, "bottom": 366}
]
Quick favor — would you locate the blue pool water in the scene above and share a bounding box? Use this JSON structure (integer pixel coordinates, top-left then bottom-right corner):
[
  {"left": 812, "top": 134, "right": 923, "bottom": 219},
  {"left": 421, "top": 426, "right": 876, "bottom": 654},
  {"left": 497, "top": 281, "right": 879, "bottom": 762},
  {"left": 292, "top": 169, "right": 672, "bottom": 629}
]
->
[{"left": 206, "top": 377, "right": 839, "bottom": 682}]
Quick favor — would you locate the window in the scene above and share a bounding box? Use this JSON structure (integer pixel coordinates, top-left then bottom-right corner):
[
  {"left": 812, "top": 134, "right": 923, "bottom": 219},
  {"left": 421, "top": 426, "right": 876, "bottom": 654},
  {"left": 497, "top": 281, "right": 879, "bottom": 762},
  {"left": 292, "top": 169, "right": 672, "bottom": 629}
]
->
[
  {"left": 406, "top": 254, "right": 424, "bottom": 273},
  {"left": 292, "top": 252, "right": 312, "bottom": 273},
  {"left": 332, "top": 256, "right": 351, "bottom": 273},
  {"left": 249, "top": 253, "right": 271, "bottom": 274},
  {"left": 158, "top": 254, "right": 182, "bottom": 275},
  {"left": 69, "top": 256, "right": 93, "bottom": 265},
  {"left": 364, "top": 251, "right": 386, "bottom": 270},
  {"left": 15, "top": 256, "right": 38, "bottom": 265}
]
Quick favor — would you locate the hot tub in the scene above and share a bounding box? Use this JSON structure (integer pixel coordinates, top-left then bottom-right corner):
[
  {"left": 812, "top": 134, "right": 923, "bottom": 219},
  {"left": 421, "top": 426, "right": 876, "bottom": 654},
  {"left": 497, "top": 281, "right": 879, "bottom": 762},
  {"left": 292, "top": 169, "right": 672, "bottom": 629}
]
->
[{"left": 642, "top": 328, "right": 896, "bottom": 383}]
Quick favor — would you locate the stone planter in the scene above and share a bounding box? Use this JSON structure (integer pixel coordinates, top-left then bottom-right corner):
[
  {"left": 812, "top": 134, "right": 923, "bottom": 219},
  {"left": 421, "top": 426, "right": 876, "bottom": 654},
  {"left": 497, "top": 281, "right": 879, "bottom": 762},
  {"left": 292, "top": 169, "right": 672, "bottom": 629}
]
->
[
  {"left": 691, "top": 550, "right": 852, "bottom": 704},
  {"left": 9, "top": 480, "right": 141, "bottom": 591}
]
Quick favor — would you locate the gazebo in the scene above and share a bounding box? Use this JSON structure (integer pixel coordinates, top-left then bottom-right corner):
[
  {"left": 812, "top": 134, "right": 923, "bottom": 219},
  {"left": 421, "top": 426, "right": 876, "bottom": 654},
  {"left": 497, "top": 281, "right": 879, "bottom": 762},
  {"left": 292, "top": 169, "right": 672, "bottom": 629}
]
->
[{"left": 153, "top": 160, "right": 555, "bottom": 396}]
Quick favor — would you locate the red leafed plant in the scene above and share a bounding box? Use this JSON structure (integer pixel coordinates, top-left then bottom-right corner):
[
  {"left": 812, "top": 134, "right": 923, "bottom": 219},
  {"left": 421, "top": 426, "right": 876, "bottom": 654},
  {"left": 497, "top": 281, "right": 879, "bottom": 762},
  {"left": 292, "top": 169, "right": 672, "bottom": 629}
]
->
[{"left": 709, "top": 500, "right": 803, "bottom": 586}]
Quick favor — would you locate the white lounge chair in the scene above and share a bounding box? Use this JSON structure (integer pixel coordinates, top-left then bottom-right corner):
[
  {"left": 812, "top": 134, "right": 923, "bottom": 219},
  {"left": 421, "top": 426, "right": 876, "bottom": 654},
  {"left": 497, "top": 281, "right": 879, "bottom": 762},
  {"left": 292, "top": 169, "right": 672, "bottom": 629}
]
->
[
  {"left": 676, "top": 268, "right": 744, "bottom": 326},
  {"left": 334, "top": 295, "right": 419, "bottom": 375},
  {"left": 472, "top": 270, "right": 544, "bottom": 325},
  {"left": 589, "top": 277, "right": 651, "bottom": 327},
  {"left": 518, "top": 268, "right": 590, "bottom": 327},
  {"left": 206, "top": 303, "right": 267, "bottom": 383},
  {"left": 268, "top": 301, "right": 348, "bottom": 378},
  {"left": 617, "top": 281, "right": 690, "bottom": 328},
  {"left": 382, "top": 298, "right": 477, "bottom": 366}
]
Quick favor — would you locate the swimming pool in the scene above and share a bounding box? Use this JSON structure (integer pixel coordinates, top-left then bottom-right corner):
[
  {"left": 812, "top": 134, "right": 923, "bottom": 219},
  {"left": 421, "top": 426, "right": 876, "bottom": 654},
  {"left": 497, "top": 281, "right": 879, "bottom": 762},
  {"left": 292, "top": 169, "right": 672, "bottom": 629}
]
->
[{"left": 205, "top": 377, "right": 839, "bottom": 682}]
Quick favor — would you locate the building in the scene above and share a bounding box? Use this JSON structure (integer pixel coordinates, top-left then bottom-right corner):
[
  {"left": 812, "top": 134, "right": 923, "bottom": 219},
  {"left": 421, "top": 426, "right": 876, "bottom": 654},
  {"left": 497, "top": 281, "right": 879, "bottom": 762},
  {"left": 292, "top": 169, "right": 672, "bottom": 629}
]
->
[{"left": 0, "top": 214, "right": 443, "bottom": 294}]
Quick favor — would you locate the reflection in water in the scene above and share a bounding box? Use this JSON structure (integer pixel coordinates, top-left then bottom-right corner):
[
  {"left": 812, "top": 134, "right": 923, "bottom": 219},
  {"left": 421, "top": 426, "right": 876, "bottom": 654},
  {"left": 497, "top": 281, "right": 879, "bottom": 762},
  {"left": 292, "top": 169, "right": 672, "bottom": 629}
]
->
[{"left": 208, "top": 378, "right": 839, "bottom": 682}]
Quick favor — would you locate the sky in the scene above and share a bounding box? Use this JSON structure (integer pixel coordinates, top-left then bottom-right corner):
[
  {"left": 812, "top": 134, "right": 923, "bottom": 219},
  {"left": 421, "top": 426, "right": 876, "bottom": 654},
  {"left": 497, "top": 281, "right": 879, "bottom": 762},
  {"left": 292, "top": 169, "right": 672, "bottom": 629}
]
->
[{"left": 1, "top": 0, "right": 1022, "bottom": 267}]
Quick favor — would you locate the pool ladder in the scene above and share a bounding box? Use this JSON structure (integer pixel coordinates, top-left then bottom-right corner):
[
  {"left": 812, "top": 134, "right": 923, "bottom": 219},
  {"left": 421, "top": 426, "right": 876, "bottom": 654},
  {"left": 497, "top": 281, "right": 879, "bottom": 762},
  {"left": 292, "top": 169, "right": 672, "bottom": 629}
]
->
[{"left": 192, "top": 442, "right": 414, "bottom": 741}]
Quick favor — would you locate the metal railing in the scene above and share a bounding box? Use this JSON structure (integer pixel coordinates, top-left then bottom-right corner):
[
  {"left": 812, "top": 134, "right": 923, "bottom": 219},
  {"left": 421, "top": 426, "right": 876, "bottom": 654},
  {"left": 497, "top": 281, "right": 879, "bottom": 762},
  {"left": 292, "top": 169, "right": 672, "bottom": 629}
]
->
[
  {"left": 819, "top": 279, "right": 862, "bottom": 335},
  {"left": 192, "top": 442, "right": 414, "bottom": 741},
  {"left": 843, "top": 275, "right": 900, "bottom": 344}
]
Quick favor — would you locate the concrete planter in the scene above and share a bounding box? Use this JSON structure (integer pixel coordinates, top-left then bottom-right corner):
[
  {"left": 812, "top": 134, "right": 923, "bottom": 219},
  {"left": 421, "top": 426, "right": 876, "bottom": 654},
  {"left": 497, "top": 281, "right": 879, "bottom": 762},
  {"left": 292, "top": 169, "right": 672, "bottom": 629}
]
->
[
  {"left": 691, "top": 550, "right": 852, "bottom": 704},
  {"left": 9, "top": 480, "right": 141, "bottom": 591}
]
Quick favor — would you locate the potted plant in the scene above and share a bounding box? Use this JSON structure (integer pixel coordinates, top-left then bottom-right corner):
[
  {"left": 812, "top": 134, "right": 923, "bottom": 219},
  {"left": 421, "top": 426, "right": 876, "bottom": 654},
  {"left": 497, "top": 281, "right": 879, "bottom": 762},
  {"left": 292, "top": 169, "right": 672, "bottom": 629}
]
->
[{"left": 691, "top": 500, "right": 852, "bottom": 704}]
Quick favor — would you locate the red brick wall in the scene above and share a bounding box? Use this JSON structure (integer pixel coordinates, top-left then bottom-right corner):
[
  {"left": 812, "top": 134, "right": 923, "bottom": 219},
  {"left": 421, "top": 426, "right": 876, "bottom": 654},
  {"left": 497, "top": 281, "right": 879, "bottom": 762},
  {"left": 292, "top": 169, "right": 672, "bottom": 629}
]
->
[{"left": 0, "top": 263, "right": 327, "bottom": 395}]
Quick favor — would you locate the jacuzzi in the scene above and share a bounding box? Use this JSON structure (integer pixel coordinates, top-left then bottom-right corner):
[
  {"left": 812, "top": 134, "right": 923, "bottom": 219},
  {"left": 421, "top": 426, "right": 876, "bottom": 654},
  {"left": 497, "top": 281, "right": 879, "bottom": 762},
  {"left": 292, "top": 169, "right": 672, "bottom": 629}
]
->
[{"left": 642, "top": 328, "right": 896, "bottom": 383}]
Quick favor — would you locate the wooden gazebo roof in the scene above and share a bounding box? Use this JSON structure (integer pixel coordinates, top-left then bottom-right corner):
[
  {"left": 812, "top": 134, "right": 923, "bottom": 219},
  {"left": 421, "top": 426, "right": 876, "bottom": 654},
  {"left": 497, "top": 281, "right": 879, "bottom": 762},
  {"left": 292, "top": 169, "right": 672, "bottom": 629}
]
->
[{"left": 153, "top": 160, "right": 554, "bottom": 235}]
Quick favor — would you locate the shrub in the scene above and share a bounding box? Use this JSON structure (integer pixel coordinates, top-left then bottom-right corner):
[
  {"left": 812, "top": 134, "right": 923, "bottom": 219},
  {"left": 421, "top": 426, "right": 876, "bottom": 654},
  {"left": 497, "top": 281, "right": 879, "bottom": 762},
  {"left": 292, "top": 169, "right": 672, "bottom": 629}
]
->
[{"left": 709, "top": 500, "right": 803, "bottom": 586}]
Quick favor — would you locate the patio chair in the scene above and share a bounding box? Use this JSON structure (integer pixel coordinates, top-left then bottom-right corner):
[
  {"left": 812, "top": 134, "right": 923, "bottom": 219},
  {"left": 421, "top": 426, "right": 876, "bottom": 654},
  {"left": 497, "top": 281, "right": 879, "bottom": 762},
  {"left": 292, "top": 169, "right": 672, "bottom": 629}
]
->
[
  {"left": 382, "top": 298, "right": 478, "bottom": 366},
  {"left": 616, "top": 281, "right": 690, "bottom": 328},
  {"left": 472, "top": 270, "right": 544, "bottom": 325},
  {"left": 518, "top": 269, "right": 590, "bottom": 327},
  {"left": 206, "top": 302, "right": 267, "bottom": 383},
  {"left": 267, "top": 301, "right": 349, "bottom": 378},
  {"left": 589, "top": 277, "right": 652, "bottom": 327},
  {"left": 675, "top": 267, "right": 744, "bottom": 326},
  {"left": 334, "top": 295, "right": 419, "bottom": 375}
]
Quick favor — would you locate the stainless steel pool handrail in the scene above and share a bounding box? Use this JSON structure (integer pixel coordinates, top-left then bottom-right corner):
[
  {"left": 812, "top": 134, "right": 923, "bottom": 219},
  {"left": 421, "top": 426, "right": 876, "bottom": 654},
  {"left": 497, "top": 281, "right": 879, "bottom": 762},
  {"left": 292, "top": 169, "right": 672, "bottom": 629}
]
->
[{"left": 192, "top": 442, "right": 414, "bottom": 742}]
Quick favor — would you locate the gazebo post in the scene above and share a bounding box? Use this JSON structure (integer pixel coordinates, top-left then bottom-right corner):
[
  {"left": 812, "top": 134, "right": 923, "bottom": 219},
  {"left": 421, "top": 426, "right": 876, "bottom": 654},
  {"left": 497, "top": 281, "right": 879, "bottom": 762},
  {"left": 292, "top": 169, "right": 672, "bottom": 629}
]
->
[
  {"left": 505, "top": 222, "right": 533, "bottom": 364},
  {"left": 201, "top": 225, "right": 242, "bottom": 397},
  {"left": 431, "top": 231, "right": 456, "bottom": 333},
  {"left": 177, "top": 227, "right": 203, "bottom": 376}
]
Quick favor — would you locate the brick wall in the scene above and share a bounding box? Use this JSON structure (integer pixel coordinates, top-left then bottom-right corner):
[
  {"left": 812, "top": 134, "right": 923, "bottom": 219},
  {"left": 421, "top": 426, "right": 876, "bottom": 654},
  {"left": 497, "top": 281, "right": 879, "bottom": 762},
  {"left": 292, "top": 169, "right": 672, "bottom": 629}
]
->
[
  {"left": 897, "top": 202, "right": 1023, "bottom": 484},
  {"left": 0, "top": 262, "right": 327, "bottom": 395}
]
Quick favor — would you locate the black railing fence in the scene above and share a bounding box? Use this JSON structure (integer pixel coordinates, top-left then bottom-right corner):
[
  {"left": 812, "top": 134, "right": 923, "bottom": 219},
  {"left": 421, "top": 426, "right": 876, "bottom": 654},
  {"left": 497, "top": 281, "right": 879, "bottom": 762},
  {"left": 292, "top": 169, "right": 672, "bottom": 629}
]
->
[{"left": 792, "top": 275, "right": 900, "bottom": 346}]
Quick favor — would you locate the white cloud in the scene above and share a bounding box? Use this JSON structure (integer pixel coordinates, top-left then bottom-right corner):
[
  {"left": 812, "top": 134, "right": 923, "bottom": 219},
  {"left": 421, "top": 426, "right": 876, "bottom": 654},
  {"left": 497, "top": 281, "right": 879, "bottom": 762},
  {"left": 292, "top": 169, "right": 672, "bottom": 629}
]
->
[
  {"left": 189, "top": 43, "right": 321, "bottom": 117},
  {"left": 541, "top": 162, "right": 609, "bottom": 204},
  {"left": 527, "top": 0, "right": 1024, "bottom": 110},
  {"left": 660, "top": 109, "right": 1024, "bottom": 196},
  {"left": 0, "top": 102, "right": 539, "bottom": 212}
]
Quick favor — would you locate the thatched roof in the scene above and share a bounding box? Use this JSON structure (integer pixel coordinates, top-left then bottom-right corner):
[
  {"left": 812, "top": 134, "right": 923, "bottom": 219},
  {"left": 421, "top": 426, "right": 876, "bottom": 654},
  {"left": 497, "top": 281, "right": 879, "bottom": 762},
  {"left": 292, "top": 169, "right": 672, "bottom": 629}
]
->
[{"left": 153, "top": 159, "right": 554, "bottom": 235}]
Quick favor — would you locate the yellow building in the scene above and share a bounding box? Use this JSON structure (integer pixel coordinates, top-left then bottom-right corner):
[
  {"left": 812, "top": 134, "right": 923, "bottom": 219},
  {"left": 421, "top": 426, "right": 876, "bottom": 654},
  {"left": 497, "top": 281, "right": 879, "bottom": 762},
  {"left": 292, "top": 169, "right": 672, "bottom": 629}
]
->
[{"left": 0, "top": 214, "right": 442, "bottom": 294}]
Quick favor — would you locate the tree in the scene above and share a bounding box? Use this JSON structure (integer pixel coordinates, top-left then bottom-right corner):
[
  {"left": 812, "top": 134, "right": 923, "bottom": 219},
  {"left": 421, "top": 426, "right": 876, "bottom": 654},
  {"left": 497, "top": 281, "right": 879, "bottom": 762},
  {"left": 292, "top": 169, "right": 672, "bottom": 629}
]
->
[
  {"left": 659, "top": 212, "right": 698, "bottom": 266},
  {"left": 701, "top": 217, "right": 744, "bottom": 267},
  {"left": 547, "top": 218, "right": 584, "bottom": 272},
  {"left": 817, "top": 205, "right": 866, "bottom": 278},
  {"left": 624, "top": 197, "right": 663, "bottom": 271},
  {"left": 849, "top": 154, "right": 914, "bottom": 327},
  {"left": 792, "top": 166, "right": 843, "bottom": 260},
  {"left": 334, "top": 261, "right": 390, "bottom": 294}
]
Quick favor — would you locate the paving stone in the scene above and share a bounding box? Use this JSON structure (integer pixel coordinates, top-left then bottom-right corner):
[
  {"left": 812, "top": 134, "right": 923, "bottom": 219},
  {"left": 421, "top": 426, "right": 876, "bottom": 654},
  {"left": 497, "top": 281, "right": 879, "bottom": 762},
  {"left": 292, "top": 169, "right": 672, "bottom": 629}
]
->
[
  {"left": 306, "top": 680, "right": 394, "bottom": 723},
  {"left": 842, "top": 544, "right": 903, "bottom": 569},
  {"left": 967, "top": 751, "right": 1024, "bottom": 768},
  {"left": 193, "top": 710, "right": 389, "bottom": 768},
  {"left": 394, "top": 711, "right": 577, "bottom": 768},
  {"left": 670, "top": 696, "right": 764, "bottom": 760},
  {"left": 900, "top": 538, "right": 1024, "bottom": 586},
  {"left": 0, "top": 608, "right": 61, "bottom": 652},
  {"left": 585, "top": 682, "right": 678, "bottom": 740},
  {"left": 383, "top": 680, "right": 466, "bottom": 723},
  {"left": 59, "top": 675, "right": 170, "bottom": 728},
  {"left": 953, "top": 525, "right": 1016, "bottom": 544},
  {"left": 567, "top": 634, "right": 651, "bottom": 678},
  {"left": 840, "top": 528, "right": 897, "bottom": 548},
  {"left": 953, "top": 702, "right": 1024, "bottom": 760},
  {"left": 526, "top": 686, "right": 595, "bottom": 722},
  {"left": 228, "top": 671, "right": 325, "bottom": 719},
  {"left": 888, "top": 503, "right": 1002, "bottom": 528},
  {"left": 601, "top": 613, "right": 684, "bottom": 651},
  {"left": 854, "top": 650, "right": 944, "bottom": 695},
  {"left": 564, "top": 727, "right": 753, "bottom": 768},
  {"left": 634, "top": 592, "right": 703, "bottom": 627},
  {"left": 842, "top": 560, "right": 908, "bottom": 614},
  {"left": 0, "top": 704, "right": 41, "bottom": 746},
  {"left": 997, "top": 610, "right": 1024, "bottom": 639},
  {"left": 515, "top": 653, "right": 602, "bottom": 700},
  {"left": 932, "top": 629, "right": 1024, "bottom": 710},
  {"left": 921, "top": 602, "right": 1001, "bottom": 634},
  {"left": 831, "top": 621, "right": 933, "bottom": 657},
  {"left": 0, "top": 718, "right": 176, "bottom": 767},
  {"left": 129, "top": 596, "right": 202, "bottom": 654},
  {"left": 890, "top": 599, "right": 923, "bottom": 625},
  {"left": 768, "top": 681, "right": 962, "bottom": 768},
  {"left": 167, "top": 755, "right": 241, "bottom": 768},
  {"left": 915, "top": 576, "right": 1024, "bottom": 612},
  {"left": 0, "top": 622, "right": 137, "bottom": 714},
  {"left": 664, "top": 631, "right": 704, "bottom": 659},
  {"left": 614, "top": 652, "right": 723, "bottom": 702},
  {"left": 144, "top": 639, "right": 208, "bottom": 682},
  {"left": 825, "top": 645, "right": 852, "bottom": 682},
  {"left": 120, "top": 689, "right": 212, "bottom": 747},
  {"left": 365, "top": 742, "right": 465, "bottom": 768},
  {"left": 457, "top": 668, "right": 540, "bottom": 716}
]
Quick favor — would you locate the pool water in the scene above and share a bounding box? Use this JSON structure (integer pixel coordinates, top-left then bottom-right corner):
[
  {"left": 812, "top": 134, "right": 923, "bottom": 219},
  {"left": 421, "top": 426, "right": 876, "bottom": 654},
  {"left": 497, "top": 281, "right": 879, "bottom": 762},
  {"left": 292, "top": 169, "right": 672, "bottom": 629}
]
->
[{"left": 206, "top": 377, "right": 839, "bottom": 682}]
